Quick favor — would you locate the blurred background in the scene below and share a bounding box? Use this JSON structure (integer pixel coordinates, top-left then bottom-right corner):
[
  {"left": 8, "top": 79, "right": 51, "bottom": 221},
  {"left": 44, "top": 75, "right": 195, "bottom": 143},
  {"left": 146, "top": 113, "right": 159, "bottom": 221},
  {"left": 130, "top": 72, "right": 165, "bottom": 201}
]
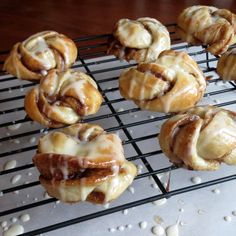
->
[{"left": 0, "top": 0, "right": 235, "bottom": 50}]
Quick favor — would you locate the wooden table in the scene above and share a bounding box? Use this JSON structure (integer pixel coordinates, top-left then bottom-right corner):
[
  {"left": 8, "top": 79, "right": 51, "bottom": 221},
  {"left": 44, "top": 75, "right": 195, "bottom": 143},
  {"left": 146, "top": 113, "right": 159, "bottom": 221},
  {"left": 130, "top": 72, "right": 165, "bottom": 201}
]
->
[{"left": 0, "top": 0, "right": 236, "bottom": 51}]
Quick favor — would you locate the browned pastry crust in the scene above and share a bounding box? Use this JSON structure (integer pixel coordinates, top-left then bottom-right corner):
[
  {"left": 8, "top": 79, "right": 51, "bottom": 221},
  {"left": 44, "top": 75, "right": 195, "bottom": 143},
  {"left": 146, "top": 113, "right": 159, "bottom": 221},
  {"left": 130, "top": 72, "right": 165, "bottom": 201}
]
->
[
  {"left": 24, "top": 69, "right": 103, "bottom": 128},
  {"left": 3, "top": 31, "right": 77, "bottom": 80},
  {"left": 159, "top": 106, "right": 236, "bottom": 171},
  {"left": 107, "top": 17, "right": 170, "bottom": 63},
  {"left": 119, "top": 50, "right": 206, "bottom": 113},
  {"left": 217, "top": 48, "right": 236, "bottom": 81},
  {"left": 33, "top": 123, "right": 137, "bottom": 204},
  {"left": 177, "top": 6, "right": 236, "bottom": 55}
]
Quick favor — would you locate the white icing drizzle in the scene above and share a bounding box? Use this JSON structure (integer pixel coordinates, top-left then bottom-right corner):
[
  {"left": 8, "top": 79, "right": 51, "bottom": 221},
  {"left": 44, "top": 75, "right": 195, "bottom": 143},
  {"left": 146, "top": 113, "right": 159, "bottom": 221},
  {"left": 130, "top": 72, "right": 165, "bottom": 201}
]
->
[
  {"left": 151, "top": 225, "right": 165, "bottom": 236},
  {"left": 117, "top": 225, "right": 125, "bottom": 231},
  {"left": 1, "top": 221, "right": 8, "bottom": 228},
  {"left": 137, "top": 164, "right": 143, "bottom": 174},
  {"left": 152, "top": 198, "right": 167, "bottom": 206},
  {"left": 224, "top": 216, "right": 232, "bottom": 222},
  {"left": 43, "top": 191, "right": 50, "bottom": 199},
  {"left": 191, "top": 176, "right": 202, "bottom": 184},
  {"left": 10, "top": 218, "right": 17, "bottom": 223},
  {"left": 60, "top": 79, "right": 86, "bottom": 103},
  {"left": 128, "top": 186, "right": 135, "bottom": 194},
  {"left": 166, "top": 222, "right": 179, "bottom": 236},
  {"left": 29, "top": 137, "right": 36, "bottom": 144},
  {"left": 12, "top": 139, "right": 20, "bottom": 144},
  {"left": 179, "top": 208, "right": 184, "bottom": 213},
  {"left": 232, "top": 211, "right": 236, "bottom": 216},
  {"left": 3, "top": 224, "right": 24, "bottom": 236},
  {"left": 108, "top": 228, "right": 116, "bottom": 233},
  {"left": 3, "top": 160, "right": 17, "bottom": 170},
  {"left": 40, "top": 131, "right": 124, "bottom": 165},
  {"left": 116, "top": 107, "right": 124, "bottom": 112},
  {"left": 212, "top": 188, "right": 220, "bottom": 194},
  {"left": 122, "top": 209, "right": 129, "bottom": 215},
  {"left": 24, "top": 36, "right": 55, "bottom": 70},
  {"left": 154, "top": 215, "right": 164, "bottom": 225},
  {"left": 20, "top": 214, "right": 30, "bottom": 222},
  {"left": 103, "top": 203, "right": 110, "bottom": 209},
  {"left": 7, "top": 123, "right": 21, "bottom": 131},
  {"left": 11, "top": 174, "right": 22, "bottom": 184},
  {"left": 139, "top": 221, "right": 148, "bottom": 229},
  {"left": 126, "top": 224, "right": 133, "bottom": 229},
  {"left": 197, "top": 209, "right": 206, "bottom": 215},
  {"left": 179, "top": 221, "right": 187, "bottom": 226}
]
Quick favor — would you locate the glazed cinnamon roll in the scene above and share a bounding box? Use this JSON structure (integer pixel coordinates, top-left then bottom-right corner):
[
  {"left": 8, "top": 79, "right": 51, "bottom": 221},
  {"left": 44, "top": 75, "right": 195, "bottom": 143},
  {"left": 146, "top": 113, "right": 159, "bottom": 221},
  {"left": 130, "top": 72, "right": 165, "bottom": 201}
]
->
[
  {"left": 159, "top": 106, "right": 236, "bottom": 171},
  {"left": 33, "top": 123, "right": 137, "bottom": 203},
  {"left": 217, "top": 48, "right": 236, "bottom": 81},
  {"left": 119, "top": 50, "right": 206, "bottom": 113},
  {"left": 177, "top": 6, "right": 236, "bottom": 55},
  {"left": 3, "top": 31, "right": 77, "bottom": 80},
  {"left": 107, "top": 17, "right": 170, "bottom": 63},
  {"left": 24, "top": 69, "right": 103, "bottom": 127}
]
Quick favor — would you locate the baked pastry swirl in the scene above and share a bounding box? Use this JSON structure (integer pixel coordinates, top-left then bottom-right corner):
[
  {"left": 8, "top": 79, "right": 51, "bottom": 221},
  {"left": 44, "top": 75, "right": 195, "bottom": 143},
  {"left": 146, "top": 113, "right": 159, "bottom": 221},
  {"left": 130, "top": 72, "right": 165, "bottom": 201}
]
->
[
  {"left": 107, "top": 17, "right": 170, "bottom": 63},
  {"left": 24, "top": 69, "right": 103, "bottom": 127},
  {"left": 33, "top": 123, "right": 137, "bottom": 203},
  {"left": 159, "top": 106, "right": 236, "bottom": 171},
  {"left": 119, "top": 50, "right": 206, "bottom": 113},
  {"left": 177, "top": 6, "right": 236, "bottom": 55},
  {"left": 217, "top": 48, "right": 236, "bottom": 81},
  {"left": 3, "top": 31, "right": 77, "bottom": 80}
]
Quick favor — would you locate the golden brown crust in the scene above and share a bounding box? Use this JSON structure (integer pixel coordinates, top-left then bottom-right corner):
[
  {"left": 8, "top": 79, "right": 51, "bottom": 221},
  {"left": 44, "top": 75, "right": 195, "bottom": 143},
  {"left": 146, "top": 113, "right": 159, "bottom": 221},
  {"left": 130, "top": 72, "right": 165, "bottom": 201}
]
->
[
  {"left": 34, "top": 123, "right": 125, "bottom": 173},
  {"left": 24, "top": 69, "right": 103, "bottom": 127},
  {"left": 107, "top": 17, "right": 170, "bottom": 63},
  {"left": 34, "top": 124, "right": 137, "bottom": 204},
  {"left": 39, "top": 161, "right": 137, "bottom": 204},
  {"left": 159, "top": 106, "right": 236, "bottom": 171},
  {"left": 217, "top": 48, "right": 236, "bottom": 81},
  {"left": 3, "top": 31, "right": 77, "bottom": 80},
  {"left": 177, "top": 6, "right": 236, "bottom": 55},
  {"left": 119, "top": 50, "right": 206, "bottom": 113}
]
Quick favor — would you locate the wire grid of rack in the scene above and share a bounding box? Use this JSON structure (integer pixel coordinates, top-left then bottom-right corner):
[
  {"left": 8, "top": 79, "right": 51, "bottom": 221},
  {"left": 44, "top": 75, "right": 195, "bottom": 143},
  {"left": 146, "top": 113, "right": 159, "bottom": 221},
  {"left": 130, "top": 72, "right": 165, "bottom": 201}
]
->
[{"left": 1, "top": 24, "right": 236, "bottom": 235}]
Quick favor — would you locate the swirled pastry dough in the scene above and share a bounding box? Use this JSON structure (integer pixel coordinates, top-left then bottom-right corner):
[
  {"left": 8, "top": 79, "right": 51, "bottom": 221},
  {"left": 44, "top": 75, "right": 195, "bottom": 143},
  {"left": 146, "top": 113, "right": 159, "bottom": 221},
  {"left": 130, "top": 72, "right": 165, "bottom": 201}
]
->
[
  {"left": 4, "top": 31, "right": 77, "bottom": 80},
  {"left": 24, "top": 69, "right": 103, "bottom": 127},
  {"left": 107, "top": 17, "right": 170, "bottom": 63},
  {"left": 217, "top": 48, "right": 236, "bottom": 81},
  {"left": 119, "top": 50, "right": 206, "bottom": 113},
  {"left": 34, "top": 123, "right": 137, "bottom": 203},
  {"left": 177, "top": 5, "right": 236, "bottom": 55},
  {"left": 159, "top": 106, "right": 236, "bottom": 171}
]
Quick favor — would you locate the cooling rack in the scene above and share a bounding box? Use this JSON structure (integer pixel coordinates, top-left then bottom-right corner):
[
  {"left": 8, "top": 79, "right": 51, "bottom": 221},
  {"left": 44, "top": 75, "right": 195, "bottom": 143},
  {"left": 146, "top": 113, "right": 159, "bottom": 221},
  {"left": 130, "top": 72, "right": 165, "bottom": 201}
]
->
[{"left": 1, "top": 24, "right": 236, "bottom": 236}]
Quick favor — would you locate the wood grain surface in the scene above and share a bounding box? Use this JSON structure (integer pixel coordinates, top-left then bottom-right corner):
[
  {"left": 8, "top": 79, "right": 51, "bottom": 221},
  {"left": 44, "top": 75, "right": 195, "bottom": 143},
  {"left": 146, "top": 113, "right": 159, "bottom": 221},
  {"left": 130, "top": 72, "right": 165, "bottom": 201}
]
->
[{"left": 0, "top": 0, "right": 236, "bottom": 51}]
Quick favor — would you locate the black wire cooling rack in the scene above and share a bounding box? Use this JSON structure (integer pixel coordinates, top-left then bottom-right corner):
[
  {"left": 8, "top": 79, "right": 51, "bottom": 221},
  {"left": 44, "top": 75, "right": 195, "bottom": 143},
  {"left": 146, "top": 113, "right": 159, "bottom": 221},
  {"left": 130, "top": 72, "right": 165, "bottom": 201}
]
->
[{"left": 1, "top": 24, "right": 236, "bottom": 236}]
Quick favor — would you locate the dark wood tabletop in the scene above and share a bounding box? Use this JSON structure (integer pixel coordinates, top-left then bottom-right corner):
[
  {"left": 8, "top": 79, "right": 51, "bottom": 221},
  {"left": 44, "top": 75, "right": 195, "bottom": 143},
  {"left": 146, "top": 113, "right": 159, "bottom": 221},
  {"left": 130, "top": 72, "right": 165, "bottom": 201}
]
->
[{"left": 0, "top": 0, "right": 236, "bottom": 51}]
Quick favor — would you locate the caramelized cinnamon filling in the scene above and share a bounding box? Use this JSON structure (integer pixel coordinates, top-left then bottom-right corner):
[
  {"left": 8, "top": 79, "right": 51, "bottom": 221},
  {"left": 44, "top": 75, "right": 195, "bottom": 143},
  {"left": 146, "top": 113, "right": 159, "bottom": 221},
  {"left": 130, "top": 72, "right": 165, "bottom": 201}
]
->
[
  {"left": 170, "top": 116, "right": 199, "bottom": 153},
  {"left": 36, "top": 93, "right": 65, "bottom": 127}
]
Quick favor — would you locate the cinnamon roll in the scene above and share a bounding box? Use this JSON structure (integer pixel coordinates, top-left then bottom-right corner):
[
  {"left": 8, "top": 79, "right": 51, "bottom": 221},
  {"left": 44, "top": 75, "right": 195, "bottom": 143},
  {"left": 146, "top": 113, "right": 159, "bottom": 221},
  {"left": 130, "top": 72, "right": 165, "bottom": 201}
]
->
[
  {"left": 33, "top": 123, "right": 137, "bottom": 204},
  {"left": 3, "top": 31, "right": 77, "bottom": 80},
  {"left": 119, "top": 50, "right": 206, "bottom": 113},
  {"left": 217, "top": 48, "right": 236, "bottom": 81},
  {"left": 24, "top": 69, "right": 103, "bottom": 127},
  {"left": 177, "top": 6, "right": 236, "bottom": 55},
  {"left": 159, "top": 106, "right": 236, "bottom": 171},
  {"left": 107, "top": 17, "right": 170, "bottom": 63}
]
